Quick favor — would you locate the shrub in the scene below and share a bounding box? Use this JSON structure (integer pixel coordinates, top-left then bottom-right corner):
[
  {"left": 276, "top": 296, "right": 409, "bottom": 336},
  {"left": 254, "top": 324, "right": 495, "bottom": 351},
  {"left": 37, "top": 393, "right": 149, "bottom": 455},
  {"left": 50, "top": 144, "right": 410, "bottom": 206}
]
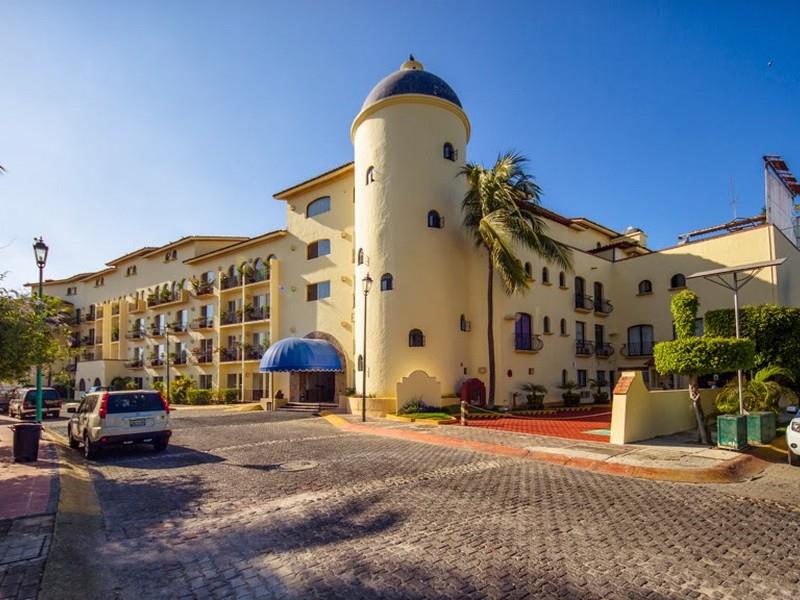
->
[
  {"left": 187, "top": 389, "right": 213, "bottom": 405},
  {"left": 216, "top": 388, "right": 239, "bottom": 404},
  {"left": 671, "top": 290, "right": 700, "bottom": 339},
  {"left": 169, "top": 378, "right": 194, "bottom": 403},
  {"left": 715, "top": 366, "right": 797, "bottom": 414},
  {"left": 654, "top": 337, "right": 755, "bottom": 376},
  {"left": 705, "top": 305, "right": 800, "bottom": 384},
  {"left": 399, "top": 397, "right": 437, "bottom": 414}
]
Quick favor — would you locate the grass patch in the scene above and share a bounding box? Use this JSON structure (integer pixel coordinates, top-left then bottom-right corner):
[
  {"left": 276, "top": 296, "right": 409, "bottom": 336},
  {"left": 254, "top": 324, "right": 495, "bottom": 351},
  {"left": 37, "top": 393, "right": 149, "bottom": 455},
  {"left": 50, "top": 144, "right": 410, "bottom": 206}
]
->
[{"left": 398, "top": 412, "right": 453, "bottom": 420}]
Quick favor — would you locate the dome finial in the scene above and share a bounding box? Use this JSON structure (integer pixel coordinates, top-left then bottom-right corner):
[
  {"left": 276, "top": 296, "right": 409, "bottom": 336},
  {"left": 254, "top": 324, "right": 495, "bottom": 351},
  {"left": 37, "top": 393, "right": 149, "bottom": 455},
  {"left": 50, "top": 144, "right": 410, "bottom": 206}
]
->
[{"left": 401, "top": 54, "right": 424, "bottom": 71}]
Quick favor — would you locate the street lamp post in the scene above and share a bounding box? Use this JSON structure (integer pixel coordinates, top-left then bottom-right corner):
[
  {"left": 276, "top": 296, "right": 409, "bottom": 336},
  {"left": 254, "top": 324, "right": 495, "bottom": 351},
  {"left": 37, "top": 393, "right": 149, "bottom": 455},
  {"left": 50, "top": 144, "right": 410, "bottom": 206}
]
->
[
  {"left": 361, "top": 273, "right": 372, "bottom": 422},
  {"left": 32, "top": 237, "right": 49, "bottom": 423}
]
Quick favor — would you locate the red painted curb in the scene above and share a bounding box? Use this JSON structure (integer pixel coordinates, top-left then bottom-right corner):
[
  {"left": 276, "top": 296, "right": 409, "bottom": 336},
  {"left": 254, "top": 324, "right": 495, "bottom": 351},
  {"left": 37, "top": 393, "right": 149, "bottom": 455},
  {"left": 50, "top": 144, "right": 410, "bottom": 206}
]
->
[{"left": 333, "top": 420, "right": 767, "bottom": 484}]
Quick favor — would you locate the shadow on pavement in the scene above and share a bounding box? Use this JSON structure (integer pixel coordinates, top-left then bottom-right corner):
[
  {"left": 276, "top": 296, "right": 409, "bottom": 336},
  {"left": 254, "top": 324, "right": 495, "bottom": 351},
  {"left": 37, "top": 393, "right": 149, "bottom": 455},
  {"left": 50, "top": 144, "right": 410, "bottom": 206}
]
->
[{"left": 86, "top": 443, "right": 225, "bottom": 469}]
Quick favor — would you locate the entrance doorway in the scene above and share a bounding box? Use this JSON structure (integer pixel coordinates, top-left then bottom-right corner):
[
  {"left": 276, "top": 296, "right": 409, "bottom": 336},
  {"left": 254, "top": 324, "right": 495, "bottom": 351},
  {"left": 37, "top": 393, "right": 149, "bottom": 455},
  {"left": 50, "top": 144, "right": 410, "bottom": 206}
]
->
[{"left": 294, "top": 371, "right": 336, "bottom": 404}]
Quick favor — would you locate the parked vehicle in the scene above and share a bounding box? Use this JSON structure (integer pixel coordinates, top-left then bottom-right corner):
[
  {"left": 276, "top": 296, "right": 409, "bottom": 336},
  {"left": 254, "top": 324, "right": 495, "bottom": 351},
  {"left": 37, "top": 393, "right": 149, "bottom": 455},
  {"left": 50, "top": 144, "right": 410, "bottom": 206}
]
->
[
  {"left": 8, "top": 387, "right": 62, "bottom": 419},
  {"left": 67, "top": 390, "right": 171, "bottom": 459},
  {"left": 0, "top": 386, "right": 16, "bottom": 414},
  {"left": 787, "top": 406, "right": 800, "bottom": 467}
]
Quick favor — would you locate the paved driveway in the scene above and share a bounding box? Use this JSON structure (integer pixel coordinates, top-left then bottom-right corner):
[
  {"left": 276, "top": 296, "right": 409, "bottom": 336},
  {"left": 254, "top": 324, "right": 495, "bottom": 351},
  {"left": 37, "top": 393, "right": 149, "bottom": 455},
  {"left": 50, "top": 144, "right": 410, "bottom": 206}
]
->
[
  {"left": 68, "top": 408, "right": 799, "bottom": 599},
  {"left": 468, "top": 408, "right": 612, "bottom": 442}
]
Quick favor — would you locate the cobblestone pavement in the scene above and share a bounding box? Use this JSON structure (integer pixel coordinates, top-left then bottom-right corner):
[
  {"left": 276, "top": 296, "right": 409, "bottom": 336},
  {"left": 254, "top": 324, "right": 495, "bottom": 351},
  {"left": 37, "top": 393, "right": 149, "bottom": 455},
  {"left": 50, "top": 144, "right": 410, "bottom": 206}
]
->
[
  {"left": 0, "top": 516, "right": 54, "bottom": 600},
  {"left": 77, "top": 410, "right": 800, "bottom": 599}
]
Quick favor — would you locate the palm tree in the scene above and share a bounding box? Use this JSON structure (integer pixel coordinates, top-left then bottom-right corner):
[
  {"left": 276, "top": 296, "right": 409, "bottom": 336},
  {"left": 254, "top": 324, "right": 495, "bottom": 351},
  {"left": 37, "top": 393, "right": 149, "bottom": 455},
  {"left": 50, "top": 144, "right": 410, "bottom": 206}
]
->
[
  {"left": 715, "top": 366, "right": 797, "bottom": 414},
  {"left": 461, "top": 152, "right": 572, "bottom": 406}
]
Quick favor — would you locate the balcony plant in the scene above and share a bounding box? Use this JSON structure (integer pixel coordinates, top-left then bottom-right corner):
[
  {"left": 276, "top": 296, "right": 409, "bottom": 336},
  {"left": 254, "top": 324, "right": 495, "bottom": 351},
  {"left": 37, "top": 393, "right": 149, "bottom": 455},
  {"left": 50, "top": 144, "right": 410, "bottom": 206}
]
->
[
  {"left": 160, "top": 287, "right": 173, "bottom": 303},
  {"left": 238, "top": 261, "right": 256, "bottom": 284},
  {"left": 558, "top": 380, "right": 580, "bottom": 407},
  {"left": 520, "top": 383, "right": 547, "bottom": 409},
  {"left": 146, "top": 292, "right": 157, "bottom": 306}
]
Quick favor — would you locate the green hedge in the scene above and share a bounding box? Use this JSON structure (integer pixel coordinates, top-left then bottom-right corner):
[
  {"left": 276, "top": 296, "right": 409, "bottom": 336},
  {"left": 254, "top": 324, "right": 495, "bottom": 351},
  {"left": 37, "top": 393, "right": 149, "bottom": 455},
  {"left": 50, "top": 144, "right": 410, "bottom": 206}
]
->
[
  {"left": 671, "top": 290, "right": 700, "bottom": 340},
  {"left": 705, "top": 305, "right": 800, "bottom": 382},
  {"left": 216, "top": 388, "right": 239, "bottom": 404},
  {"left": 654, "top": 337, "right": 755, "bottom": 376},
  {"left": 186, "top": 389, "right": 213, "bottom": 405}
]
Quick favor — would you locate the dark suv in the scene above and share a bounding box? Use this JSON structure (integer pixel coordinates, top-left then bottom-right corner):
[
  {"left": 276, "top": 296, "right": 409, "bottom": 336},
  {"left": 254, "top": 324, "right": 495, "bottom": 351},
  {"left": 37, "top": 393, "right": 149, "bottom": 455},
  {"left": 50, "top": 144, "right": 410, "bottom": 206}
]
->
[{"left": 9, "top": 387, "right": 62, "bottom": 419}]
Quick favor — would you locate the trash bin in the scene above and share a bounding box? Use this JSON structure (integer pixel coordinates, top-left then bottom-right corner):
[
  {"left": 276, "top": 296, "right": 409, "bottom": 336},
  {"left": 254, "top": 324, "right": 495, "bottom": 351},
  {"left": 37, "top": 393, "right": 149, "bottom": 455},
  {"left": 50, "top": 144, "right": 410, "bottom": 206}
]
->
[{"left": 11, "top": 423, "right": 42, "bottom": 462}]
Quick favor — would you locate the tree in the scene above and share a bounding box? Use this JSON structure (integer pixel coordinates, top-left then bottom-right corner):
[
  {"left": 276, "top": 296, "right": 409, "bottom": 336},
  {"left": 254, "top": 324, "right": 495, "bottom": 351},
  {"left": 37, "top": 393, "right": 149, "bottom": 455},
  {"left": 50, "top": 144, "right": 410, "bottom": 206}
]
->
[
  {"left": 715, "top": 366, "right": 797, "bottom": 414},
  {"left": 0, "top": 289, "right": 70, "bottom": 382},
  {"left": 460, "top": 152, "right": 572, "bottom": 406},
  {"left": 654, "top": 290, "right": 755, "bottom": 445}
]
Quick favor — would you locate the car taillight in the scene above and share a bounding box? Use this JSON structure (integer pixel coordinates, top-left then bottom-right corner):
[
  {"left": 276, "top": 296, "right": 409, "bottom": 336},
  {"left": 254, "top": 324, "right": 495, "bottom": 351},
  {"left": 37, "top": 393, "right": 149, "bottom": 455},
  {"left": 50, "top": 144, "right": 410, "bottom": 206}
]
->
[
  {"left": 160, "top": 393, "right": 170, "bottom": 414},
  {"left": 98, "top": 392, "right": 109, "bottom": 418}
]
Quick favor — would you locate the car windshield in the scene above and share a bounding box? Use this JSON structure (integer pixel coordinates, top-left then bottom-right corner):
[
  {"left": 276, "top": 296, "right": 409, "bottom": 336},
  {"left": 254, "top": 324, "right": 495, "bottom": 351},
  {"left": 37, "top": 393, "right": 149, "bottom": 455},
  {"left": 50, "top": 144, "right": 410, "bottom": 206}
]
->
[
  {"left": 106, "top": 393, "right": 164, "bottom": 414},
  {"left": 24, "top": 389, "right": 60, "bottom": 401}
]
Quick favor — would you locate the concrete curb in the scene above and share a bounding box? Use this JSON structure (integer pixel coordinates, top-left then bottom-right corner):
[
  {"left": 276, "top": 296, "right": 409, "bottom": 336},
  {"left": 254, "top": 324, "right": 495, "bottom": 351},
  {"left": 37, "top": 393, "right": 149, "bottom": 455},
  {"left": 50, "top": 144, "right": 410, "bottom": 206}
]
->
[
  {"left": 321, "top": 415, "right": 767, "bottom": 484},
  {"left": 39, "top": 428, "right": 119, "bottom": 600},
  {"left": 383, "top": 414, "right": 456, "bottom": 426}
]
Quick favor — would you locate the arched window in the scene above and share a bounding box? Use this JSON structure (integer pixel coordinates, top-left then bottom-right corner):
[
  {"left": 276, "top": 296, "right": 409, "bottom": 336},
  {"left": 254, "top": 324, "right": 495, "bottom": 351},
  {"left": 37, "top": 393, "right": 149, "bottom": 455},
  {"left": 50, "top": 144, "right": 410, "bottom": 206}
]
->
[
  {"left": 514, "top": 313, "right": 533, "bottom": 350},
  {"left": 307, "top": 239, "right": 331, "bottom": 260},
  {"left": 543, "top": 316, "right": 551, "bottom": 334},
  {"left": 409, "top": 329, "right": 425, "bottom": 347},
  {"left": 638, "top": 280, "right": 652, "bottom": 295},
  {"left": 575, "top": 276, "right": 585, "bottom": 296},
  {"left": 357, "top": 248, "right": 364, "bottom": 266},
  {"left": 306, "top": 196, "right": 331, "bottom": 218},
  {"left": 427, "top": 210, "right": 443, "bottom": 228},
  {"left": 93, "top": 378, "right": 101, "bottom": 388},
  {"left": 357, "top": 354, "right": 364, "bottom": 371},
  {"left": 380, "top": 273, "right": 393, "bottom": 291},
  {"left": 524, "top": 262, "right": 532, "bottom": 278},
  {"left": 559, "top": 271, "right": 566, "bottom": 287},
  {"left": 542, "top": 267, "right": 550, "bottom": 284},
  {"left": 254, "top": 257, "right": 267, "bottom": 279},
  {"left": 670, "top": 273, "right": 686, "bottom": 289},
  {"left": 627, "top": 324, "right": 654, "bottom": 357},
  {"left": 460, "top": 314, "right": 470, "bottom": 332},
  {"left": 560, "top": 318, "right": 567, "bottom": 335},
  {"left": 443, "top": 142, "right": 455, "bottom": 161},
  {"left": 78, "top": 379, "right": 86, "bottom": 392},
  {"left": 366, "top": 166, "right": 375, "bottom": 185}
]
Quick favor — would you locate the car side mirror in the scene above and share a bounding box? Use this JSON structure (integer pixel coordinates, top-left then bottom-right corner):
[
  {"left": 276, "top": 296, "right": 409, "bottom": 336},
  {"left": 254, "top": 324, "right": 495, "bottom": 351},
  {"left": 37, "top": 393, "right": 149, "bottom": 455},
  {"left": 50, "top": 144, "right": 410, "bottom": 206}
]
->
[{"left": 66, "top": 406, "right": 76, "bottom": 413}]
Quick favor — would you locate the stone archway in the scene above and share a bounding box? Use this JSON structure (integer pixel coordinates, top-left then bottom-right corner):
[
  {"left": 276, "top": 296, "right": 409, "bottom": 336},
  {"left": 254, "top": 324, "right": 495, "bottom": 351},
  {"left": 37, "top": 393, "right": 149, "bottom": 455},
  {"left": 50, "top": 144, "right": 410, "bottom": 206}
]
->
[{"left": 288, "top": 331, "right": 347, "bottom": 404}]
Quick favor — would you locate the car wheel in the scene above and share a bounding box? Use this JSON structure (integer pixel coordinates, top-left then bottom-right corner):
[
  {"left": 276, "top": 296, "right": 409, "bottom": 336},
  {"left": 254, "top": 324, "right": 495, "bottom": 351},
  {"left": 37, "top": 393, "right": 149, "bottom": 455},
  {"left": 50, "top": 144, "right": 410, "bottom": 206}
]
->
[
  {"left": 83, "top": 433, "right": 98, "bottom": 460},
  {"left": 152, "top": 439, "right": 168, "bottom": 453},
  {"left": 68, "top": 426, "right": 80, "bottom": 450},
  {"left": 789, "top": 450, "right": 800, "bottom": 467}
]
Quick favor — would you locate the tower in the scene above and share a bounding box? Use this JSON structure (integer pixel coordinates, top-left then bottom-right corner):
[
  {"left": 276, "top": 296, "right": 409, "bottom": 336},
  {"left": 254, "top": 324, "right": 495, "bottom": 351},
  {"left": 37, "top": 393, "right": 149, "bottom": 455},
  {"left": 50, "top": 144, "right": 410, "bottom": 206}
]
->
[{"left": 351, "top": 56, "right": 471, "bottom": 398}]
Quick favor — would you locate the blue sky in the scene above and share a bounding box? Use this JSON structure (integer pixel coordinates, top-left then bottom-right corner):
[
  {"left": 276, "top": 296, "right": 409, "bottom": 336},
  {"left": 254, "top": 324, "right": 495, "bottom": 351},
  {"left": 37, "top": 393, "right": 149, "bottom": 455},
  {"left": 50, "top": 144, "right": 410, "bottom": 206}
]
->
[{"left": 2, "top": 1, "right": 799, "bottom": 290}]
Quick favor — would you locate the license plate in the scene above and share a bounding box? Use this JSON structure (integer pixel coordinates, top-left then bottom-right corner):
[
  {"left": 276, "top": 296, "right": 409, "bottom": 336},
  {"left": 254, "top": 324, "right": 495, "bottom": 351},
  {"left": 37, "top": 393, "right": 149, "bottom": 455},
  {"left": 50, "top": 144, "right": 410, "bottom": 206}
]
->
[{"left": 129, "top": 418, "right": 146, "bottom": 427}]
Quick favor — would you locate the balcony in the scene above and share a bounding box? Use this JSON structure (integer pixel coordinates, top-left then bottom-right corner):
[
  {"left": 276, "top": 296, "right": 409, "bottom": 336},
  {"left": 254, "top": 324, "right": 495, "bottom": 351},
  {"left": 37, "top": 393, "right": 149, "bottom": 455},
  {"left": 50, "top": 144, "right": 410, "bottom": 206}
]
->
[
  {"left": 86, "top": 313, "right": 96, "bottom": 322},
  {"left": 192, "top": 280, "right": 215, "bottom": 296},
  {"left": 170, "top": 322, "right": 189, "bottom": 334},
  {"left": 67, "top": 315, "right": 81, "bottom": 326},
  {"left": 149, "top": 357, "right": 164, "bottom": 367},
  {"left": 191, "top": 348, "right": 214, "bottom": 364},
  {"left": 111, "top": 303, "right": 120, "bottom": 316},
  {"left": 95, "top": 308, "right": 104, "bottom": 320},
  {"left": 172, "top": 352, "right": 188, "bottom": 365},
  {"left": 128, "top": 299, "right": 145, "bottom": 314},
  {"left": 94, "top": 336, "right": 103, "bottom": 345},
  {"left": 219, "top": 347, "right": 239, "bottom": 362},
  {"left": 514, "top": 333, "right": 544, "bottom": 353},
  {"left": 575, "top": 340, "right": 595, "bottom": 357},
  {"left": 574, "top": 295, "right": 594, "bottom": 313},
  {"left": 126, "top": 329, "right": 145, "bottom": 340},
  {"left": 621, "top": 341, "right": 655, "bottom": 358},
  {"left": 243, "top": 269, "right": 269, "bottom": 286},
  {"left": 125, "top": 359, "right": 144, "bottom": 369},
  {"left": 149, "top": 324, "right": 166, "bottom": 337},
  {"left": 244, "top": 306, "right": 270, "bottom": 322},
  {"left": 191, "top": 316, "right": 215, "bottom": 330},
  {"left": 595, "top": 342, "right": 615, "bottom": 358},
  {"left": 147, "top": 289, "right": 189, "bottom": 308},
  {"left": 243, "top": 345, "right": 266, "bottom": 361},
  {"left": 220, "top": 275, "right": 240, "bottom": 291},
  {"left": 221, "top": 311, "right": 242, "bottom": 326},
  {"left": 111, "top": 331, "right": 120, "bottom": 342},
  {"left": 593, "top": 298, "right": 614, "bottom": 316}
]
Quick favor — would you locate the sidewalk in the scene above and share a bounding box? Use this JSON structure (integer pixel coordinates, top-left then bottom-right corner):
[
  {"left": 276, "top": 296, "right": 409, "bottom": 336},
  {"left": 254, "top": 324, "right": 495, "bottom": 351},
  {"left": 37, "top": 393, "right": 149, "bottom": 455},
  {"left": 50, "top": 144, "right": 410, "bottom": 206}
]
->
[
  {"left": 322, "top": 414, "right": 767, "bottom": 484},
  {"left": 0, "top": 417, "right": 59, "bottom": 600}
]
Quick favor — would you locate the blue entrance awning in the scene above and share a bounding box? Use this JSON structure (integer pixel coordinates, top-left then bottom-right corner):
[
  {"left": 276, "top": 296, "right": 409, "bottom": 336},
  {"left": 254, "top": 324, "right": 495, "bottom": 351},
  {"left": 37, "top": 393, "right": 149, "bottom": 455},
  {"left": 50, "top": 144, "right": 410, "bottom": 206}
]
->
[{"left": 259, "top": 337, "right": 343, "bottom": 372}]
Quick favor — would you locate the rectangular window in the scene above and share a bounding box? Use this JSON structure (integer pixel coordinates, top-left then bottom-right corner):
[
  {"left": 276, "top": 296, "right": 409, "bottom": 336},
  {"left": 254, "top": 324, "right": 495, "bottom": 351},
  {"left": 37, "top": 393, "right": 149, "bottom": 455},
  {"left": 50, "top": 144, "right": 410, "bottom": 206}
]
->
[
  {"left": 152, "top": 376, "right": 163, "bottom": 385},
  {"left": 594, "top": 324, "right": 604, "bottom": 345},
  {"left": 575, "top": 321, "right": 586, "bottom": 341},
  {"left": 307, "top": 281, "right": 331, "bottom": 301},
  {"left": 133, "top": 377, "right": 143, "bottom": 389},
  {"left": 596, "top": 370, "right": 607, "bottom": 385},
  {"left": 577, "top": 369, "right": 587, "bottom": 388},
  {"left": 226, "top": 373, "right": 240, "bottom": 389},
  {"left": 199, "top": 374, "right": 213, "bottom": 390}
]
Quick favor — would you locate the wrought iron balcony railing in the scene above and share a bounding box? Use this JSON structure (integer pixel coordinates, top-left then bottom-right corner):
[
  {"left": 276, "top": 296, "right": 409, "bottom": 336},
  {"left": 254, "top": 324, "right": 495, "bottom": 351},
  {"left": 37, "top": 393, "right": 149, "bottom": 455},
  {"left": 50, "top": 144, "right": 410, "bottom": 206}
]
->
[{"left": 514, "top": 333, "right": 544, "bottom": 352}]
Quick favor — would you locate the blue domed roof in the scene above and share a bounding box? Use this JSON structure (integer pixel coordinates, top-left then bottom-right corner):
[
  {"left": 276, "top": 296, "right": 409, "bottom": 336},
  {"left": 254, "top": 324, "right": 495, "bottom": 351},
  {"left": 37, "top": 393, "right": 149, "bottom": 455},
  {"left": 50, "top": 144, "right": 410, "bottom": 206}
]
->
[{"left": 362, "top": 56, "right": 462, "bottom": 111}]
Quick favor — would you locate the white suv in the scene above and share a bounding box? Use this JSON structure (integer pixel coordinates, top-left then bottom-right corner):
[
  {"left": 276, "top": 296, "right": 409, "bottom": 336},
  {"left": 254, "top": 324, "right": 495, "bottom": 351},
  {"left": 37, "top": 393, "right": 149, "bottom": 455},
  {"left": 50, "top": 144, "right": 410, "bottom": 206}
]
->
[
  {"left": 67, "top": 390, "right": 171, "bottom": 459},
  {"left": 787, "top": 406, "right": 800, "bottom": 467}
]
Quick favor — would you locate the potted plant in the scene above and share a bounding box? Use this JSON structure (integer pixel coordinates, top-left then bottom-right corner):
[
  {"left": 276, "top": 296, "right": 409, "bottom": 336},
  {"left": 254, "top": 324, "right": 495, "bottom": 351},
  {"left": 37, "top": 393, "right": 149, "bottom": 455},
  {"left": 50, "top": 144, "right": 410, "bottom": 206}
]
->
[
  {"left": 558, "top": 380, "right": 580, "bottom": 407},
  {"left": 160, "top": 287, "right": 173, "bottom": 303},
  {"left": 588, "top": 379, "right": 609, "bottom": 404},
  {"left": 520, "top": 383, "right": 547, "bottom": 409}
]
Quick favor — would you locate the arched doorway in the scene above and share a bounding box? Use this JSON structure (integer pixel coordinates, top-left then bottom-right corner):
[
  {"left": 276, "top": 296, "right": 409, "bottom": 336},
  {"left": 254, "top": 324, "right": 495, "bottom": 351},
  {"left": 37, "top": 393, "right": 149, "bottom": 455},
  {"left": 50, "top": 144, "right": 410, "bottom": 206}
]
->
[{"left": 289, "top": 332, "right": 347, "bottom": 404}]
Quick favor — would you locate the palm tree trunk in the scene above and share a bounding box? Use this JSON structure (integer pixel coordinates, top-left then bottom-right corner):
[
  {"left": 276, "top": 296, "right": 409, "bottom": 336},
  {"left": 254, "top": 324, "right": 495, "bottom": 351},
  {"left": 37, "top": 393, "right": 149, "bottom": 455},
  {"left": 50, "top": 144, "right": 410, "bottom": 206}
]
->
[{"left": 487, "top": 253, "right": 496, "bottom": 408}]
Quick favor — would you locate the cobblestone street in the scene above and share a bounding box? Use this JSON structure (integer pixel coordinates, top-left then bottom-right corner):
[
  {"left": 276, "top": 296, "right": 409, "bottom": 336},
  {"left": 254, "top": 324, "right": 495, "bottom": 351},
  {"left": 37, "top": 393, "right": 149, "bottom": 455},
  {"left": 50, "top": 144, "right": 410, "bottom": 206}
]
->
[{"left": 71, "top": 409, "right": 800, "bottom": 599}]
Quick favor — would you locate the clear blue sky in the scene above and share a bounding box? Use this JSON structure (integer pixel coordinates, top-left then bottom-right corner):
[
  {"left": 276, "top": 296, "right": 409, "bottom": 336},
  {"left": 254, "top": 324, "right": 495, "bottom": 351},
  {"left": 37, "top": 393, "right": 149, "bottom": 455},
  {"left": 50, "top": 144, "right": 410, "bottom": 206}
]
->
[{"left": 2, "top": 1, "right": 799, "bottom": 290}]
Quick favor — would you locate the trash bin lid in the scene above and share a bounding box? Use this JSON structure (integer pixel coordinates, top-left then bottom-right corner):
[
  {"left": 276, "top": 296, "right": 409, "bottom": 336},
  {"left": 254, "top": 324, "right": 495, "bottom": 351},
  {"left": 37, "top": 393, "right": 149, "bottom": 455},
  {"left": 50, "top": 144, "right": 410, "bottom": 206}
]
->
[{"left": 11, "top": 423, "right": 42, "bottom": 431}]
